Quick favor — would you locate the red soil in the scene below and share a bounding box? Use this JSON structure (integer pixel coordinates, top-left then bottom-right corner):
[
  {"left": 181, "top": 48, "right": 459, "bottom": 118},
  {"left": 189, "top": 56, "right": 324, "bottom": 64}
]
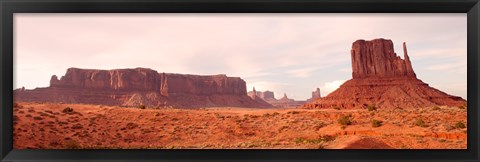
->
[{"left": 13, "top": 102, "right": 467, "bottom": 149}]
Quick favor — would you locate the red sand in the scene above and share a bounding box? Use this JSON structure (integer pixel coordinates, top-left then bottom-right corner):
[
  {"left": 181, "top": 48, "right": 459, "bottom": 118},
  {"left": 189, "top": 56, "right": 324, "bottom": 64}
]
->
[{"left": 13, "top": 102, "right": 467, "bottom": 149}]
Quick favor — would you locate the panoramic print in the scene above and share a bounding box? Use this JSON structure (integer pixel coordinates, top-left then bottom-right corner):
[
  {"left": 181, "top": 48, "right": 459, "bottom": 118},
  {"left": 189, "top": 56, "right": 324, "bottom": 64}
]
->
[{"left": 13, "top": 14, "right": 467, "bottom": 149}]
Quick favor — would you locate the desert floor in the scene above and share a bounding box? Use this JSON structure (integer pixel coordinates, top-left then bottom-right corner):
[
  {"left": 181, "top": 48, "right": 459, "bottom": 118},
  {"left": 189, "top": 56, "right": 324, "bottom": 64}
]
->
[{"left": 13, "top": 102, "right": 467, "bottom": 149}]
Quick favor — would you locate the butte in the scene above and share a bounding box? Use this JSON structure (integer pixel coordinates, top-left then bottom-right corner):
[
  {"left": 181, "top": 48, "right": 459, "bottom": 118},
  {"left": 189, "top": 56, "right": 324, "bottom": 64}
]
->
[{"left": 303, "top": 38, "right": 466, "bottom": 109}]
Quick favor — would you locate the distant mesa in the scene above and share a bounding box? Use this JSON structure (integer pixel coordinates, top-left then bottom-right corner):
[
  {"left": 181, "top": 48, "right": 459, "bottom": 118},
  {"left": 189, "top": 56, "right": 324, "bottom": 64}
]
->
[
  {"left": 248, "top": 88, "right": 312, "bottom": 108},
  {"left": 303, "top": 38, "right": 466, "bottom": 109},
  {"left": 14, "top": 67, "right": 273, "bottom": 108},
  {"left": 306, "top": 88, "right": 321, "bottom": 103}
]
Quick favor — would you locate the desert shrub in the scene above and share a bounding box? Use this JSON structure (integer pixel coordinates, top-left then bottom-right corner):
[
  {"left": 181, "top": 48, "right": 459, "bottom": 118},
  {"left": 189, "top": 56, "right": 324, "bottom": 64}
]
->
[
  {"left": 263, "top": 113, "right": 271, "bottom": 117},
  {"left": 432, "top": 106, "right": 441, "bottom": 111},
  {"left": 313, "top": 121, "right": 326, "bottom": 130},
  {"left": 49, "top": 140, "right": 61, "bottom": 147},
  {"left": 332, "top": 106, "right": 340, "bottom": 110},
  {"left": 71, "top": 124, "right": 83, "bottom": 129},
  {"left": 319, "top": 135, "right": 335, "bottom": 142},
  {"left": 415, "top": 118, "right": 427, "bottom": 127},
  {"left": 13, "top": 102, "right": 22, "bottom": 108},
  {"left": 294, "top": 137, "right": 307, "bottom": 144},
  {"left": 371, "top": 120, "right": 383, "bottom": 128},
  {"left": 337, "top": 115, "right": 352, "bottom": 125},
  {"left": 367, "top": 105, "right": 377, "bottom": 111},
  {"left": 294, "top": 135, "right": 335, "bottom": 145},
  {"left": 444, "top": 125, "right": 455, "bottom": 131},
  {"left": 272, "top": 112, "right": 280, "bottom": 116},
  {"left": 288, "top": 111, "right": 300, "bottom": 114},
  {"left": 126, "top": 122, "right": 138, "bottom": 129},
  {"left": 317, "top": 144, "right": 326, "bottom": 149},
  {"left": 278, "top": 126, "right": 289, "bottom": 132},
  {"left": 65, "top": 139, "right": 81, "bottom": 149},
  {"left": 138, "top": 105, "right": 146, "bottom": 109},
  {"left": 455, "top": 122, "right": 466, "bottom": 129},
  {"left": 62, "top": 107, "right": 74, "bottom": 113},
  {"left": 458, "top": 106, "right": 466, "bottom": 109},
  {"left": 33, "top": 116, "right": 43, "bottom": 120}
]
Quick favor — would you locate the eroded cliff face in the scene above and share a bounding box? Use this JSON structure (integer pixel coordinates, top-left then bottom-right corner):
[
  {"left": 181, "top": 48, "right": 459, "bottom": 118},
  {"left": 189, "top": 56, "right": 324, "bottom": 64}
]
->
[
  {"left": 49, "top": 68, "right": 247, "bottom": 96},
  {"left": 16, "top": 68, "right": 270, "bottom": 108},
  {"left": 50, "top": 68, "right": 162, "bottom": 91},
  {"left": 304, "top": 38, "right": 466, "bottom": 109},
  {"left": 351, "top": 39, "right": 416, "bottom": 78}
]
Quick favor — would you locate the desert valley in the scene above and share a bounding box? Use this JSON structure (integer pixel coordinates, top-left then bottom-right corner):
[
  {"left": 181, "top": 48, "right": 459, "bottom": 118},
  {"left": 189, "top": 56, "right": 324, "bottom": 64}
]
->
[{"left": 13, "top": 38, "right": 467, "bottom": 149}]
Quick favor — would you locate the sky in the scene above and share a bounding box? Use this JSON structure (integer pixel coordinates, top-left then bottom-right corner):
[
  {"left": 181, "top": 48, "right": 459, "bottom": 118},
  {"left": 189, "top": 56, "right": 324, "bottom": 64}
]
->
[{"left": 14, "top": 13, "right": 467, "bottom": 100}]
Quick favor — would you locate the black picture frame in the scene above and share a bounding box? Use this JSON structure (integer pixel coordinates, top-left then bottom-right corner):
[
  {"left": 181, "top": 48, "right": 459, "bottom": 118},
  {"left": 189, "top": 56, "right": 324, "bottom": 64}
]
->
[{"left": 1, "top": 0, "right": 479, "bottom": 162}]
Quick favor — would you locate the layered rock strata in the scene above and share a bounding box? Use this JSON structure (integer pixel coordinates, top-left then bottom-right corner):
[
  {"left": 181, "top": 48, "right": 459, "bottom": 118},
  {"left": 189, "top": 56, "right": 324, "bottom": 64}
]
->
[
  {"left": 303, "top": 38, "right": 466, "bottom": 109},
  {"left": 15, "top": 68, "right": 272, "bottom": 108}
]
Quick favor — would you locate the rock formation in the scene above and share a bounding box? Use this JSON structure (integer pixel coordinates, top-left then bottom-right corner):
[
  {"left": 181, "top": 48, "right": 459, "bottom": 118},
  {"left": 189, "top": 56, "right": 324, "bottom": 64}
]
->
[
  {"left": 275, "top": 93, "right": 306, "bottom": 108},
  {"left": 306, "top": 88, "right": 321, "bottom": 102},
  {"left": 261, "top": 91, "right": 276, "bottom": 101},
  {"left": 246, "top": 87, "right": 275, "bottom": 107},
  {"left": 247, "top": 89, "right": 275, "bottom": 101},
  {"left": 303, "top": 38, "right": 466, "bottom": 109},
  {"left": 248, "top": 90, "right": 306, "bottom": 108},
  {"left": 351, "top": 39, "right": 416, "bottom": 78},
  {"left": 278, "top": 93, "right": 294, "bottom": 102},
  {"left": 15, "top": 68, "right": 273, "bottom": 108}
]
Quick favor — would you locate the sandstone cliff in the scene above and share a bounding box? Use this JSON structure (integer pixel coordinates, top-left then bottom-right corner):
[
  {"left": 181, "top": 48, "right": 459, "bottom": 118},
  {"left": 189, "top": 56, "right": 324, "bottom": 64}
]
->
[
  {"left": 15, "top": 68, "right": 272, "bottom": 108},
  {"left": 351, "top": 39, "right": 416, "bottom": 78},
  {"left": 303, "top": 38, "right": 466, "bottom": 109}
]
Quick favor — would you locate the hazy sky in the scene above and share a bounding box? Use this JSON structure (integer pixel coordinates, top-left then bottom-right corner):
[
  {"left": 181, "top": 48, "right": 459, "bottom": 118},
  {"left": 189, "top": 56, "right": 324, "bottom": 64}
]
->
[{"left": 14, "top": 13, "right": 467, "bottom": 100}]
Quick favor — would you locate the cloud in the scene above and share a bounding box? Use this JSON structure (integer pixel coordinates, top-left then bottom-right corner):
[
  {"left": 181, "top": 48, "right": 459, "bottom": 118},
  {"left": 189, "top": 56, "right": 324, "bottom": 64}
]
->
[{"left": 320, "top": 80, "right": 347, "bottom": 96}]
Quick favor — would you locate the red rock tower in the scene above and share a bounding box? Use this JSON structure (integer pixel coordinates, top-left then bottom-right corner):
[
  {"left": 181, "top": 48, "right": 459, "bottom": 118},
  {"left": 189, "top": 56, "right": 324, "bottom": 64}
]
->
[
  {"left": 252, "top": 87, "right": 257, "bottom": 99},
  {"left": 303, "top": 38, "right": 466, "bottom": 109},
  {"left": 351, "top": 39, "right": 416, "bottom": 78},
  {"left": 403, "top": 42, "right": 416, "bottom": 78}
]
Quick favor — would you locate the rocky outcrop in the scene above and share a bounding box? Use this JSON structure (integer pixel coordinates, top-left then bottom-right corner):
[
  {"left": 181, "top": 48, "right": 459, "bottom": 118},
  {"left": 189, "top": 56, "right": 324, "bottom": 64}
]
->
[
  {"left": 275, "top": 93, "right": 306, "bottom": 108},
  {"left": 306, "top": 88, "right": 321, "bottom": 102},
  {"left": 261, "top": 91, "right": 275, "bottom": 101},
  {"left": 303, "top": 38, "right": 466, "bottom": 109},
  {"left": 248, "top": 89, "right": 306, "bottom": 108},
  {"left": 278, "top": 93, "right": 294, "bottom": 102},
  {"left": 247, "top": 89, "right": 275, "bottom": 102},
  {"left": 351, "top": 39, "right": 416, "bottom": 78},
  {"left": 49, "top": 68, "right": 246, "bottom": 96},
  {"left": 15, "top": 68, "right": 272, "bottom": 108},
  {"left": 246, "top": 87, "right": 273, "bottom": 107}
]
